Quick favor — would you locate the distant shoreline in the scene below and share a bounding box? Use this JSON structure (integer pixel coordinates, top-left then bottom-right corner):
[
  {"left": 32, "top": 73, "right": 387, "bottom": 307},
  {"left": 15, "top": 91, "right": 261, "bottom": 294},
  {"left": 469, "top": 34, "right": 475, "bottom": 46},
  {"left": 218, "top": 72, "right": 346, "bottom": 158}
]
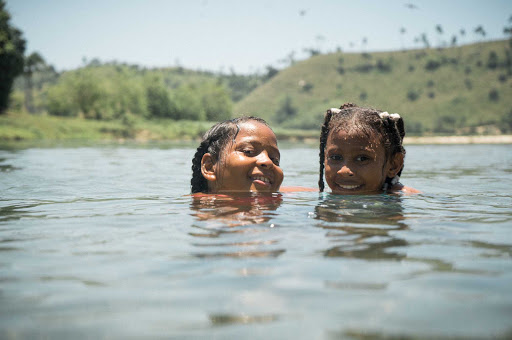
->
[
  {"left": 288, "top": 134, "right": 512, "bottom": 145},
  {"left": 1, "top": 135, "right": 512, "bottom": 149},
  {"left": 403, "top": 135, "right": 512, "bottom": 145}
]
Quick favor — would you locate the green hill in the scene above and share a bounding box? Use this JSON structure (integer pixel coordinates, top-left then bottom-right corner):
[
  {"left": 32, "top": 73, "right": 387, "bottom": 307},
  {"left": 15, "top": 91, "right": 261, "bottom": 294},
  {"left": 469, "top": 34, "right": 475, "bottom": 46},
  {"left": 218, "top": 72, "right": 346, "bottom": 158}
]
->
[
  {"left": 3, "top": 40, "right": 512, "bottom": 143},
  {"left": 234, "top": 40, "right": 512, "bottom": 135}
]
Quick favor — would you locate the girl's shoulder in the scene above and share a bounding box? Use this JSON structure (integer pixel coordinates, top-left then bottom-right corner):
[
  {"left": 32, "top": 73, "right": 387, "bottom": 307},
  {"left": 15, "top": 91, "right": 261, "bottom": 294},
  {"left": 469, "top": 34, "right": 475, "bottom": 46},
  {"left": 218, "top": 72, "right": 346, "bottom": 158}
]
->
[
  {"left": 390, "top": 183, "right": 421, "bottom": 195},
  {"left": 402, "top": 186, "right": 421, "bottom": 194}
]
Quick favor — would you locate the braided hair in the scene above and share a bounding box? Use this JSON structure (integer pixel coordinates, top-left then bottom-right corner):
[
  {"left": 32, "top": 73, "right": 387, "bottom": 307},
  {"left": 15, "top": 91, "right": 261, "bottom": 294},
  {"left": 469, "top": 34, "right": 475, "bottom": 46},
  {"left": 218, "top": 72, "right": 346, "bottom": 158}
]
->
[
  {"left": 191, "top": 116, "right": 270, "bottom": 193},
  {"left": 318, "top": 103, "right": 406, "bottom": 192}
]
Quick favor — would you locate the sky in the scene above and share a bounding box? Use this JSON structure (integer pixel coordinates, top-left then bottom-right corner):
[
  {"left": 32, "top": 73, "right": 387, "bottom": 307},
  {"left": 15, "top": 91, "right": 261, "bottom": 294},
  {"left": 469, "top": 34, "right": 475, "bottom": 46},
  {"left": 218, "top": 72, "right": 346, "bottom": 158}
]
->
[{"left": 7, "top": 0, "right": 512, "bottom": 74}]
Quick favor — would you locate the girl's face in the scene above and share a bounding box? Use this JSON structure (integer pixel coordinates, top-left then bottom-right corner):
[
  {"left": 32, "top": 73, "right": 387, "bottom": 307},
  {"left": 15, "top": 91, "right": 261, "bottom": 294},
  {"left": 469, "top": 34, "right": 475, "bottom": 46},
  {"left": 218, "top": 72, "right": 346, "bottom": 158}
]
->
[
  {"left": 205, "top": 121, "right": 284, "bottom": 193},
  {"left": 324, "top": 129, "right": 398, "bottom": 195}
]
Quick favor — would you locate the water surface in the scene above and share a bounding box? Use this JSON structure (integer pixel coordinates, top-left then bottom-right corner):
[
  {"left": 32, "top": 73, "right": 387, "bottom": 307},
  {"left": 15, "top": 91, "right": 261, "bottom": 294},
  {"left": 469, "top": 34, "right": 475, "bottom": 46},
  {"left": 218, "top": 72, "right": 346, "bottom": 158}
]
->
[{"left": 0, "top": 144, "right": 511, "bottom": 339}]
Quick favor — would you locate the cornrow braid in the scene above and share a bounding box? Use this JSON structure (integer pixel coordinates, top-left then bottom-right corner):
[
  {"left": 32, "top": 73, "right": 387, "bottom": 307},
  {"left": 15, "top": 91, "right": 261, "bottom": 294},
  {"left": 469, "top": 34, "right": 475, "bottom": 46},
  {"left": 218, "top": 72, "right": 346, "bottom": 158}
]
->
[
  {"left": 318, "top": 109, "right": 334, "bottom": 192},
  {"left": 395, "top": 117, "right": 406, "bottom": 178},
  {"left": 190, "top": 116, "right": 270, "bottom": 193},
  {"left": 191, "top": 141, "right": 211, "bottom": 193},
  {"left": 379, "top": 114, "right": 406, "bottom": 178}
]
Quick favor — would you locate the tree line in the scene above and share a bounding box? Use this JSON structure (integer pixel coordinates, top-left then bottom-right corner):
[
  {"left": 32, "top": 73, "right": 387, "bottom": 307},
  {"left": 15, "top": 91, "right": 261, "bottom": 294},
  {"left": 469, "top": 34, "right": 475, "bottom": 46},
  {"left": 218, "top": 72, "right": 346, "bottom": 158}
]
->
[{"left": 1, "top": 1, "right": 275, "bottom": 121}]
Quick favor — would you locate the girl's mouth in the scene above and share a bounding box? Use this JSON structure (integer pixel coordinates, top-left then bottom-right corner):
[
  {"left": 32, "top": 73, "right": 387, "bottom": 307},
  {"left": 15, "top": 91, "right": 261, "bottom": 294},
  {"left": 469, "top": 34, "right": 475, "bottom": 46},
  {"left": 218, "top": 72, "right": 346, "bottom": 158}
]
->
[
  {"left": 252, "top": 175, "right": 272, "bottom": 186},
  {"left": 336, "top": 183, "right": 362, "bottom": 190}
]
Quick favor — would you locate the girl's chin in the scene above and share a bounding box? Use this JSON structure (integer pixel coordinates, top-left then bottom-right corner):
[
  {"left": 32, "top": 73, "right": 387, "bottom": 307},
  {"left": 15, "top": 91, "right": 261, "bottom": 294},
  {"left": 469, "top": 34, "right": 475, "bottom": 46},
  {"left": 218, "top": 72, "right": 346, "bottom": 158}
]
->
[{"left": 251, "top": 181, "right": 280, "bottom": 192}]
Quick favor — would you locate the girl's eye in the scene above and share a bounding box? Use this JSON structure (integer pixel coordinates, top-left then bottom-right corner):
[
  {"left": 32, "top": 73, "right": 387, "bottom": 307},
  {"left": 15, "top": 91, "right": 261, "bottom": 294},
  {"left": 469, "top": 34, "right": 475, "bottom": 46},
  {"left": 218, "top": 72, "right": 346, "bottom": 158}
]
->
[
  {"left": 329, "top": 155, "right": 343, "bottom": 161},
  {"left": 356, "top": 155, "right": 370, "bottom": 162}
]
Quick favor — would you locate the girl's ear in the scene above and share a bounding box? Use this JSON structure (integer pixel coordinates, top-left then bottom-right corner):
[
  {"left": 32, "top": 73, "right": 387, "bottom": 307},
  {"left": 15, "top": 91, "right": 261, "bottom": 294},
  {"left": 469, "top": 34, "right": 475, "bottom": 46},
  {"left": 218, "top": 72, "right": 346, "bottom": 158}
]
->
[
  {"left": 201, "top": 153, "right": 217, "bottom": 182},
  {"left": 386, "top": 153, "right": 404, "bottom": 178}
]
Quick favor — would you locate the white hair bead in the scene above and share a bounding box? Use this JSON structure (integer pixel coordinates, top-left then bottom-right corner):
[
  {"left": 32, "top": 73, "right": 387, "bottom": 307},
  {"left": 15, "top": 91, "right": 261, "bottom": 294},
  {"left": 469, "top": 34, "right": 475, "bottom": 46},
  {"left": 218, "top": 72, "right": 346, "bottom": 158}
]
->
[
  {"left": 379, "top": 111, "right": 390, "bottom": 119},
  {"left": 390, "top": 113, "right": 401, "bottom": 121}
]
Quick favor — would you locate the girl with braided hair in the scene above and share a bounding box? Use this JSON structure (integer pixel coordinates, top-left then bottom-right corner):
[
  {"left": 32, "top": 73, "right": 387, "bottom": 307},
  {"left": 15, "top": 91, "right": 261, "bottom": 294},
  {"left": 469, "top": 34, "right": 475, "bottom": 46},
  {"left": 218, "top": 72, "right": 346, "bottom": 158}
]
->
[
  {"left": 318, "top": 103, "right": 419, "bottom": 195},
  {"left": 191, "top": 116, "right": 284, "bottom": 194}
]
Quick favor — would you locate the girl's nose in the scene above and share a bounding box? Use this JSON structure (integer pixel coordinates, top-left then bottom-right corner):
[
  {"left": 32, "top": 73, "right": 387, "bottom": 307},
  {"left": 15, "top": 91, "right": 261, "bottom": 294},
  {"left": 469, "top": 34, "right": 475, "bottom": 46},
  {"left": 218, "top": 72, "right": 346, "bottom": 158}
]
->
[
  {"left": 257, "top": 151, "right": 274, "bottom": 168},
  {"left": 338, "top": 164, "right": 354, "bottom": 176}
]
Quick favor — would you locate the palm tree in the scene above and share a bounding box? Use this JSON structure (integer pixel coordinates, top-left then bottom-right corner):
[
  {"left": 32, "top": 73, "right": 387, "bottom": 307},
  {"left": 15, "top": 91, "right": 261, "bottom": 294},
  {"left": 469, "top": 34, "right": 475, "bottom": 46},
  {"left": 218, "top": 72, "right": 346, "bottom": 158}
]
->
[
  {"left": 435, "top": 25, "right": 444, "bottom": 48},
  {"left": 474, "top": 25, "right": 486, "bottom": 41},
  {"left": 459, "top": 28, "right": 466, "bottom": 45},
  {"left": 451, "top": 35, "right": 457, "bottom": 47},
  {"left": 421, "top": 33, "right": 430, "bottom": 49},
  {"left": 400, "top": 27, "right": 406, "bottom": 50}
]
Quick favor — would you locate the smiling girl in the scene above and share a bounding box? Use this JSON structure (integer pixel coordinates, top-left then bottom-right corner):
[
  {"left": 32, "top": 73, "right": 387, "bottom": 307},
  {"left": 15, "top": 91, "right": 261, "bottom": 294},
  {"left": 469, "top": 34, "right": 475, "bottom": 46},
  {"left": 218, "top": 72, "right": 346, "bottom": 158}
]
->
[
  {"left": 318, "top": 103, "right": 419, "bottom": 195},
  {"left": 191, "top": 117, "right": 284, "bottom": 194}
]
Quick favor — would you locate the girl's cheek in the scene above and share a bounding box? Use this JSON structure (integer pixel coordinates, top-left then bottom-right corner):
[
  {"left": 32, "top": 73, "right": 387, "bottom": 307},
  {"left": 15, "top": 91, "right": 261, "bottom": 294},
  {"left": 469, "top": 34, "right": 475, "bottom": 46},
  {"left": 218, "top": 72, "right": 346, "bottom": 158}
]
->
[
  {"left": 324, "top": 164, "right": 335, "bottom": 176},
  {"left": 234, "top": 152, "right": 245, "bottom": 160}
]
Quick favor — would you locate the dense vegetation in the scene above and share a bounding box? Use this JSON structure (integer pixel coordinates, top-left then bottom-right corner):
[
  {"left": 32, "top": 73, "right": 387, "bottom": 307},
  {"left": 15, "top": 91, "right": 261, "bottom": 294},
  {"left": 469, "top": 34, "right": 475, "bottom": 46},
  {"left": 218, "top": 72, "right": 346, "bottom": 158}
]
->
[
  {"left": 235, "top": 39, "right": 512, "bottom": 135},
  {"left": 12, "top": 61, "right": 246, "bottom": 121}
]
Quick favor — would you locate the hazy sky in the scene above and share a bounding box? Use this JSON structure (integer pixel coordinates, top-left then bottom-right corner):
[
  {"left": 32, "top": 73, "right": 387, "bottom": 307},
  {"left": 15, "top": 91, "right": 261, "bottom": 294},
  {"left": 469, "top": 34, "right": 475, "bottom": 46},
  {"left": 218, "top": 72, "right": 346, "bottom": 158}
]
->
[{"left": 7, "top": 0, "right": 512, "bottom": 74}]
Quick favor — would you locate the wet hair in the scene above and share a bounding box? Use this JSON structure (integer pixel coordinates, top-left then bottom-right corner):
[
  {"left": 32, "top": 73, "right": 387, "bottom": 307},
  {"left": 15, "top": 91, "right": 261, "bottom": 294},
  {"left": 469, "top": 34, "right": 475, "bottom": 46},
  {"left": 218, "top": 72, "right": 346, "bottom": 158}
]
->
[
  {"left": 191, "top": 116, "right": 271, "bottom": 193},
  {"left": 318, "top": 103, "right": 406, "bottom": 192}
]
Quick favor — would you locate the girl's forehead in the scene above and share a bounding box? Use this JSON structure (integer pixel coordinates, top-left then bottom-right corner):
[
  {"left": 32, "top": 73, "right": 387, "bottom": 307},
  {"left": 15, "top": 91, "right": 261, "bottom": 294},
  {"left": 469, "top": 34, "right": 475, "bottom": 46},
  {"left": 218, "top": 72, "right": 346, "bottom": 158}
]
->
[
  {"left": 236, "top": 121, "right": 277, "bottom": 142},
  {"left": 328, "top": 129, "right": 379, "bottom": 144},
  {"left": 327, "top": 129, "right": 383, "bottom": 152}
]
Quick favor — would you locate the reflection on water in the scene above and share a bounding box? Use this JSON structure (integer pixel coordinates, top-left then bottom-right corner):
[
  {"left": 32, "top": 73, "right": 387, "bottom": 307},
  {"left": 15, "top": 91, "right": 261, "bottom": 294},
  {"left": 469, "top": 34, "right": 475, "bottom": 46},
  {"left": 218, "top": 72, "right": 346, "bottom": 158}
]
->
[
  {"left": 314, "top": 195, "right": 408, "bottom": 260},
  {"left": 188, "top": 193, "right": 285, "bottom": 259},
  {"left": 313, "top": 194, "right": 509, "bottom": 280},
  {"left": 0, "top": 158, "right": 20, "bottom": 172},
  {"left": 189, "top": 192, "right": 282, "bottom": 228},
  {"left": 209, "top": 313, "right": 279, "bottom": 326}
]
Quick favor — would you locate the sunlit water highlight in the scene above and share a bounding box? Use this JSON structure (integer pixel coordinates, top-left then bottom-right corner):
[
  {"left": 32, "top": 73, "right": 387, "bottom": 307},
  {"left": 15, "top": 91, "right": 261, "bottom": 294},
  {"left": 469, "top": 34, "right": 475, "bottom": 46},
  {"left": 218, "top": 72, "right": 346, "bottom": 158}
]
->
[{"left": 0, "top": 144, "right": 511, "bottom": 339}]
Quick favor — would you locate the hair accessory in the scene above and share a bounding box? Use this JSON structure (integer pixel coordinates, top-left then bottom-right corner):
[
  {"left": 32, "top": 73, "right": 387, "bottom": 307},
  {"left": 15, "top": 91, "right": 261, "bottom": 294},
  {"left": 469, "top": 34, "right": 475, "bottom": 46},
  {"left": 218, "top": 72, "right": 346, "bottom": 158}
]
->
[
  {"left": 328, "top": 108, "right": 342, "bottom": 114},
  {"left": 379, "top": 111, "right": 401, "bottom": 122},
  {"left": 390, "top": 113, "right": 401, "bottom": 121},
  {"left": 379, "top": 111, "right": 390, "bottom": 119}
]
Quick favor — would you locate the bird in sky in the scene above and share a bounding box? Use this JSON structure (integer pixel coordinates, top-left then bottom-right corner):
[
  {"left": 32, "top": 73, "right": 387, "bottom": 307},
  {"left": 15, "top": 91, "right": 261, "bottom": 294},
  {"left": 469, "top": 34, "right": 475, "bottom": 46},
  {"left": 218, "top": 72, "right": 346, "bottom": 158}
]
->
[{"left": 404, "top": 3, "right": 418, "bottom": 10}]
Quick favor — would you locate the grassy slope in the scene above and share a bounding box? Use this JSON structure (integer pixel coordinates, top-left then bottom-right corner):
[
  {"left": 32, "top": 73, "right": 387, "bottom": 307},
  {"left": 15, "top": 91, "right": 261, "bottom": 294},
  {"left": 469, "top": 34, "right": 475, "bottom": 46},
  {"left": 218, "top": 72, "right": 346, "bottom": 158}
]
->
[
  {"left": 3, "top": 40, "right": 510, "bottom": 144},
  {"left": 234, "top": 40, "right": 512, "bottom": 134}
]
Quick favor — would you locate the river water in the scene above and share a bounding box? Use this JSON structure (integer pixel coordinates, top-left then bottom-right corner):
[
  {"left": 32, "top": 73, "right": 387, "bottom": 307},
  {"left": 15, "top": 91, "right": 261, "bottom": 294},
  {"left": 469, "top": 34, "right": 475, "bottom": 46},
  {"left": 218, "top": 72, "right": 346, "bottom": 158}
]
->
[{"left": 0, "top": 143, "right": 511, "bottom": 339}]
